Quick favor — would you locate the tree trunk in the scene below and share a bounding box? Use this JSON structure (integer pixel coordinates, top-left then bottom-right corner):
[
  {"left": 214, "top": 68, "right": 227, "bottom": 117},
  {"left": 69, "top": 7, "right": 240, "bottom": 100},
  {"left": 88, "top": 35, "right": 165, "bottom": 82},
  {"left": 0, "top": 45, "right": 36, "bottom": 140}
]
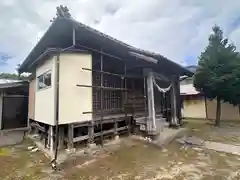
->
[
  {"left": 215, "top": 96, "right": 221, "bottom": 126},
  {"left": 204, "top": 95, "right": 208, "bottom": 120}
]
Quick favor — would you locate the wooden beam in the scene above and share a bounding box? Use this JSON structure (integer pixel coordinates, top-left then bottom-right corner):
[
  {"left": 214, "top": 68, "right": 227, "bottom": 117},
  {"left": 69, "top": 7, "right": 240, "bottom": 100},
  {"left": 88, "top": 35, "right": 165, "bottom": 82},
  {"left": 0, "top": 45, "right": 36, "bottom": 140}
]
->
[
  {"left": 73, "top": 126, "right": 128, "bottom": 143},
  {"left": 76, "top": 84, "right": 129, "bottom": 91},
  {"left": 94, "top": 126, "right": 128, "bottom": 137},
  {"left": 73, "top": 135, "right": 89, "bottom": 143}
]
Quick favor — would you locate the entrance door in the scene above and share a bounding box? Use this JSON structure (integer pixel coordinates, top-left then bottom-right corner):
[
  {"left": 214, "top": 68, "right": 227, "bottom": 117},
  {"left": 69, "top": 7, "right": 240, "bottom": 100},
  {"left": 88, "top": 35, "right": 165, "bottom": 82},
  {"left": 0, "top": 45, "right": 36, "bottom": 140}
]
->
[{"left": 1, "top": 96, "right": 28, "bottom": 130}]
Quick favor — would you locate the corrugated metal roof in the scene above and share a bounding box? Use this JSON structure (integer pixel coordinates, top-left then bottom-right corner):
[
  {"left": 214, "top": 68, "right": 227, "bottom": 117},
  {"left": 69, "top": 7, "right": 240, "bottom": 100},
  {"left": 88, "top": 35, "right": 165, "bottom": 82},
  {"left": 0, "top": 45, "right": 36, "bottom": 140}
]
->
[
  {"left": 180, "top": 84, "right": 200, "bottom": 95},
  {"left": 0, "top": 79, "right": 23, "bottom": 84},
  {"left": 0, "top": 79, "right": 28, "bottom": 89}
]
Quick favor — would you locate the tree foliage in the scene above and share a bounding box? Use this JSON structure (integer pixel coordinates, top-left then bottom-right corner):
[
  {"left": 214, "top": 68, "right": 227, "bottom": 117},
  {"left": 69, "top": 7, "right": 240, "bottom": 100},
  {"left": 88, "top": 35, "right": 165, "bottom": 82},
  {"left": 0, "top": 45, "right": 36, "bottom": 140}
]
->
[
  {"left": 0, "top": 73, "right": 29, "bottom": 80},
  {"left": 194, "top": 25, "right": 240, "bottom": 126}
]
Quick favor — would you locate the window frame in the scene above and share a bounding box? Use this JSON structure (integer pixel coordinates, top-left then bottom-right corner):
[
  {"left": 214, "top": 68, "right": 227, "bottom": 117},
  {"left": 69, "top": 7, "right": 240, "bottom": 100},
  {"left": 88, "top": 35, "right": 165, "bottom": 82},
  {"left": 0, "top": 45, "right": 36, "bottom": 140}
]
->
[{"left": 36, "top": 70, "right": 52, "bottom": 91}]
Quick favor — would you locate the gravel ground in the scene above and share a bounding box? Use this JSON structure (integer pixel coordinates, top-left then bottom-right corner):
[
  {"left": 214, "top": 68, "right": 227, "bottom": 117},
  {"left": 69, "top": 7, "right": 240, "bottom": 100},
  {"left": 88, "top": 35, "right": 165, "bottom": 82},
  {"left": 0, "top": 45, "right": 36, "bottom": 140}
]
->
[{"left": 1, "top": 120, "right": 240, "bottom": 180}]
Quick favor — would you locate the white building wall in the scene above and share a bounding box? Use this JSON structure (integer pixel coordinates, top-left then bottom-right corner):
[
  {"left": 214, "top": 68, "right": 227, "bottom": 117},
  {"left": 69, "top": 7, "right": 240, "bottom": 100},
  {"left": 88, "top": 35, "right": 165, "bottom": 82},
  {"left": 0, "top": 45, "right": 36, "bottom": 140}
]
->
[
  {"left": 59, "top": 53, "right": 92, "bottom": 124},
  {"left": 35, "top": 56, "right": 56, "bottom": 125}
]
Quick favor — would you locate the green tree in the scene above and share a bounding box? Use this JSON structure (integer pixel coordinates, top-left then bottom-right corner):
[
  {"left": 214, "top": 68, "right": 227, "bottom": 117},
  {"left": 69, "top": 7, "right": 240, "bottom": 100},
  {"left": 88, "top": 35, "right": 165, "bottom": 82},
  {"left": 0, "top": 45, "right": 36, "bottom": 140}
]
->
[
  {"left": 194, "top": 25, "right": 240, "bottom": 126},
  {"left": 0, "top": 72, "right": 29, "bottom": 80}
]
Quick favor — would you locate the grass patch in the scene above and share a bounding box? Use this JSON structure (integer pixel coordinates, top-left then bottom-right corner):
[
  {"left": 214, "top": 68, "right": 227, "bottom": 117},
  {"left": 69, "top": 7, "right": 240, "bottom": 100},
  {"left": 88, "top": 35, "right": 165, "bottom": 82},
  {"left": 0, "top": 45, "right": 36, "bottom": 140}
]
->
[
  {"left": 1, "top": 124, "right": 240, "bottom": 179},
  {"left": 183, "top": 119, "right": 240, "bottom": 144},
  {"left": 0, "top": 147, "right": 9, "bottom": 156},
  {"left": 0, "top": 139, "right": 49, "bottom": 179}
]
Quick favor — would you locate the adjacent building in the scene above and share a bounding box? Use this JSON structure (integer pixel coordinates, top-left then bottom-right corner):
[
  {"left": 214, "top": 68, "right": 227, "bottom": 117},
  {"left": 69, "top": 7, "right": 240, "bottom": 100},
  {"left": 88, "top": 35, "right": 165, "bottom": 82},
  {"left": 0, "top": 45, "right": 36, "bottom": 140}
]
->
[{"left": 180, "top": 66, "right": 240, "bottom": 121}]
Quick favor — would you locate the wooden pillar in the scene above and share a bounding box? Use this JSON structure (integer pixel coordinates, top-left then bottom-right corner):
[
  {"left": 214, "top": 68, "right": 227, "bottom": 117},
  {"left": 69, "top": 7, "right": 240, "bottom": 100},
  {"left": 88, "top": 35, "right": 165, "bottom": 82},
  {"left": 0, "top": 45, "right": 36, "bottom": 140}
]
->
[
  {"left": 146, "top": 70, "right": 156, "bottom": 131},
  {"left": 44, "top": 125, "right": 47, "bottom": 148},
  {"left": 47, "top": 127, "right": 51, "bottom": 148},
  {"left": 143, "top": 77, "right": 148, "bottom": 131},
  {"left": 88, "top": 121, "right": 94, "bottom": 144},
  {"left": 58, "top": 126, "right": 64, "bottom": 149},
  {"left": 67, "top": 124, "right": 74, "bottom": 149},
  {"left": 49, "top": 125, "right": 54, "bottom": 154},
  {"left": 170, "top": 75, "right": 179, "bottom": 126},
  {"left": 114, "top": 118, "right": 119, "bottom": 140},
  {"left": 175, "top": 77, "right": 181, "bottom": 124},
  {"left": 100, "top": 50, "right": 104, "bottom": 146}
]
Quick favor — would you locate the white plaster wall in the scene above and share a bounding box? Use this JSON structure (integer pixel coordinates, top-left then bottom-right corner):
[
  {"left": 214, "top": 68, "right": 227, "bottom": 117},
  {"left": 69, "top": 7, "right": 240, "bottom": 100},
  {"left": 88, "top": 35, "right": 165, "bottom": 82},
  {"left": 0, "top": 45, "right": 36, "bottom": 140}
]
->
[
  {"left": 183, "top": 96, "right": 240, "bottom": 121},
  {"left": 35, "top": 57, "right": 56, "bottom": 125},
  {"left": 59, "top": 53, "right": 92, "bottom": 124},
  {"left": 28, "top": 78, "right": 36, "bottom": 120},
  {"left": 183, "top": 96, "right": 206, "bottom": 119}
]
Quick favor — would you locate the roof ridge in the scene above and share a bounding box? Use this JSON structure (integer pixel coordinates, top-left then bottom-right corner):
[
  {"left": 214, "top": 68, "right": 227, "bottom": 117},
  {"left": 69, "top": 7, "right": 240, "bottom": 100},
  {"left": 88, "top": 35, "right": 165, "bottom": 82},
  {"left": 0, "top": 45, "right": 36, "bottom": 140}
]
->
[
  {"left": 67, "top": 17, "right": 164, "bottom": 57},
  {"left": 66, "top": 17, "right": 190, "bottom": 72}
]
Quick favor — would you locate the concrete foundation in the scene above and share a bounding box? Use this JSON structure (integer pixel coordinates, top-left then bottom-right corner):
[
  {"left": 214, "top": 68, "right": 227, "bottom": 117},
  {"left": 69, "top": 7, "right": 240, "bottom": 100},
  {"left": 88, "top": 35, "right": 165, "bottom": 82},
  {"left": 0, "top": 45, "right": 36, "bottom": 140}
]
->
[
  {"left": 87, "top": 143, "right": 97, "bottom": 149},
  {"left": 131, "top": 127, "right": 187, "bottom": 147},
  {"left": 156, "top": 127, "right": 187, "bottom": 146},
  {"left": 0, "top": 129, "right": 25, "bottom": 147}
]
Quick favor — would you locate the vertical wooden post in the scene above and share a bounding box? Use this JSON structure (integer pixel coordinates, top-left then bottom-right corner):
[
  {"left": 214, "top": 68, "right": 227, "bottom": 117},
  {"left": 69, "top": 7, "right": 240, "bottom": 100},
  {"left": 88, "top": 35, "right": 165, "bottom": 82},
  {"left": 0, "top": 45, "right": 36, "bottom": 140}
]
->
[
  {"left": 114, "top": 118, "right": 119, "bottom": 140},
  {"left": 88, "top": 121, "right": 94, "bottom": 144},
  {"left": 170, "top": 75, "right": 179, "bottom": 126},
  {"left": 143, "top": 76, "right": 148, "bottom": 132},
  {"left": 67, "top": 124, "right": 74, "bottom": 149},
  {"left": 123, "top": 62, "right": 130, "bottom": 135},
  {"left": 100, "top": 50, "right": 104, "bottom": 146},
  {"left": 44, "top": 125, "right": 47, "bottom": 148},
  {"left": 47, "top": 127, "right": 51, "bottom": 148},
  {"left": 175, "top": 76, "right": 181, "bottom": 125},
  {"left": 50, "top": 125, "right": 54, "bottom": 155},
  {"left": 58, "top": 126, "right": 64, "bottom": 149},
  {"left": 146, "top": 70, "right": 156, "bottom": 131}
]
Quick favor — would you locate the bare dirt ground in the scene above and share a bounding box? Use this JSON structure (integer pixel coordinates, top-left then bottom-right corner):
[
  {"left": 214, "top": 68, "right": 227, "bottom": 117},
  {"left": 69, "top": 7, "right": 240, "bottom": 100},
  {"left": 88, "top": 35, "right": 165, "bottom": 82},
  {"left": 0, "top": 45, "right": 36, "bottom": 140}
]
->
[{"left": 1, "top": 120, "right": 240, "bottom": 180}]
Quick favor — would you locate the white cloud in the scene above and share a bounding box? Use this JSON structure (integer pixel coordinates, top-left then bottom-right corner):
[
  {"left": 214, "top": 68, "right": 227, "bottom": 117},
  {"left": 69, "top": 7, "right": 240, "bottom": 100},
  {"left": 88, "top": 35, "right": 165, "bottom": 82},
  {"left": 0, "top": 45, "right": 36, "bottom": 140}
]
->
[{"left": 1, "top": 0, "right": 240, "bottom": 72}]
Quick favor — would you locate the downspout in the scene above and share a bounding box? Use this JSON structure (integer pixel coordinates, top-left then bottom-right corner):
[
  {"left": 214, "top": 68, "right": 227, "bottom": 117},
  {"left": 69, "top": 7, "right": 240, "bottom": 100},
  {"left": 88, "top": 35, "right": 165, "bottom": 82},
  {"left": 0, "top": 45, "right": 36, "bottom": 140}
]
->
[
  {"left": 50, "top": 44, "right": 75, "bottom": 169},
  {"left": 51, "top": 49, "right": 60, "bottom": 170}
]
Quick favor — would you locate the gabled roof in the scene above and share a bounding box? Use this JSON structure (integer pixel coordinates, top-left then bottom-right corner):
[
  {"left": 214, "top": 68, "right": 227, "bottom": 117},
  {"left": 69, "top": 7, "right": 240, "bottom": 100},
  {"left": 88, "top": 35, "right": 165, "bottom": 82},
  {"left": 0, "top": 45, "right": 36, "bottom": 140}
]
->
[
  {"left": 180, "top": 84, "right": 200, "bottom": 95},
  {"left": 19, "top": 17, "right": 193, "bottom": 77},
  {"left": 185, "top": 65, "right": 198, "bottom": 73},
  {"left": 0, "top": 79, "right": 28, "bottom": 89}
]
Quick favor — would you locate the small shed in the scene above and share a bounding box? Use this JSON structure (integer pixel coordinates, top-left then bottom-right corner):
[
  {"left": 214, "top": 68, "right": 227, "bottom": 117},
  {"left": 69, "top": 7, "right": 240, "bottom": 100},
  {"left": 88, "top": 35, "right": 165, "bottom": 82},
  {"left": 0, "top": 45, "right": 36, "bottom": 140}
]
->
[{"left": 0, "top": 79, "right": 29, "bottom": 130}]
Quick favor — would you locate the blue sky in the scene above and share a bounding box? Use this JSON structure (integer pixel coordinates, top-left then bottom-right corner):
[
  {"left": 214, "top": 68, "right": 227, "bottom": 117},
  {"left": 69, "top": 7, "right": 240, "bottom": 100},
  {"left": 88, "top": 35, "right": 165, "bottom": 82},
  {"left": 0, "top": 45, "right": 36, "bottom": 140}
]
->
[
  {"left": 1, "top": 0, "right": 240, "bottom": 73},
  {"left": 0, "top": 52, "right": 10, "bottom": 66}
]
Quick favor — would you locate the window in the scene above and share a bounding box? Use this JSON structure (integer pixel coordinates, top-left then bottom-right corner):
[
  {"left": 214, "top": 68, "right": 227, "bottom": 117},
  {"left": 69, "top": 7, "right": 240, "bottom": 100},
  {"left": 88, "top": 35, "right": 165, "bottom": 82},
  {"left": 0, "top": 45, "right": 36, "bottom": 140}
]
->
[{"left": 37, "top": 71, "right": 52, "bottom": 90}]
